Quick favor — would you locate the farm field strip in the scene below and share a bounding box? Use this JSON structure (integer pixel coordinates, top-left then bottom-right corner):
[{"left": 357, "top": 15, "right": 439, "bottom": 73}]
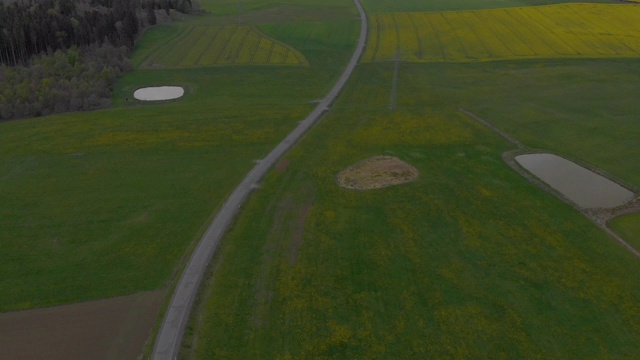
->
[
  {"left": 364, "top": 3, "right": 640, "bottom": 62},
  {"left": 141, "top": 25, "right": 308, "bottom": 68}
]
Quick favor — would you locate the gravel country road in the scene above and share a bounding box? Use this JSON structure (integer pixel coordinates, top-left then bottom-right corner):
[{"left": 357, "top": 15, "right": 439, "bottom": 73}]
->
[{"left": 151, "top": 1, "right": 368, "bottom": 358}]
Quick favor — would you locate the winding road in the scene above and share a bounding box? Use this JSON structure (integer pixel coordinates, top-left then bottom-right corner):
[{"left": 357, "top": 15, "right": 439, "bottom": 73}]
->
[{"left": 151, "top": 1, "right": 368, "bottom": 358}]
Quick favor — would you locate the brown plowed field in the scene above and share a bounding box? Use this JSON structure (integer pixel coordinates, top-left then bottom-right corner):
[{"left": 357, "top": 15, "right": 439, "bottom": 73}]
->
[{"left": 0, "top": 290, "right": 164, "bottom": 360}]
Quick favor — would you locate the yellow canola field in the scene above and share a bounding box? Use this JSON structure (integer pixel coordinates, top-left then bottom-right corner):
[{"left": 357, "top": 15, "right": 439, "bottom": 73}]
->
[
  {"left": 142, "top": 25, "right": 308, "bottom": 68},
  {"left": 364, "top": 3, "right": 640, "bottom": 62}
]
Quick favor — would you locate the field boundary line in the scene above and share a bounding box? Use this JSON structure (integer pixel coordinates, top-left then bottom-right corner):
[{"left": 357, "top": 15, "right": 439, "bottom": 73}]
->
[
  {"left": 459, "top": 108, "right": 524, "bottom": 148},
  {"left": 253, "top": 26, "right": 308, "bottom": 66},
  {"left": 150, "top": 0, "right": 368, "bottom": 358}
]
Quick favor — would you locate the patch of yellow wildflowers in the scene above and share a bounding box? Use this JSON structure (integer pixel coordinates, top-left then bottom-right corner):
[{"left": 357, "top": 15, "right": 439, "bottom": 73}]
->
[{"left": 365, "top": 4, "right": 640, "bottom": 63}]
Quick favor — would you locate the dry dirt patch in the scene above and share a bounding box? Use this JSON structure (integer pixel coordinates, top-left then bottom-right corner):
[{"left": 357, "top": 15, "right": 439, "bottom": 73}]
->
[
  {"left": 0, "top": 290, "right": 164, "bottom": 360},
  {"left": 336, "top": 156, "right": 419, "bottom": 190}
]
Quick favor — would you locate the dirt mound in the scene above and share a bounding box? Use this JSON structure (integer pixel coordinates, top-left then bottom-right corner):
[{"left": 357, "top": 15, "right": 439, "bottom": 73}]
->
[{"left": 336, "top": 156, "right": 419, "bottom": 190}]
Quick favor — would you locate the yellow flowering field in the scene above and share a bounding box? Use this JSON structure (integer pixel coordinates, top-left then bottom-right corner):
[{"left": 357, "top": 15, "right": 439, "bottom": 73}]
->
[
  {"left": 364, "top": 3, "right": 640, "bottom": 62},
  {"left": 139, "top": 25, "right": 308, "bottom": 68}
]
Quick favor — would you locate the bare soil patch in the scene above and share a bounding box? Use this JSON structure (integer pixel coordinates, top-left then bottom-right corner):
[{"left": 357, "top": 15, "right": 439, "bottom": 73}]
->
[
  {"left": 336, "top": 156, "right": 419, "bottom": 190},
  {"left": 0, "top": 290, "right": 164, "bottom": 360}
]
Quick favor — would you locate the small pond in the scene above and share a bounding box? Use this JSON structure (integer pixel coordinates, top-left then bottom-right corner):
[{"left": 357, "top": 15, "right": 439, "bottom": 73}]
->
[
  {"left": 515, "top": 153, "right": 635, "bottom": 208},
  {"left": 133, "top": 86, "right": 184, "bottom": 101}
]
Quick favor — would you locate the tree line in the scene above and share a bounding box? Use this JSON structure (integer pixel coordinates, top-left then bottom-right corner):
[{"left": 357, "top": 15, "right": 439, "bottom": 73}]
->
[
  {"left": 0, "top": 0, "right": 192, "bottom": 66},
  {"left": 0, "top": 44, "right": 132, "bottom": 120},
  {"left": 0, "top": 0, "right": 192, "bottom": 121}
]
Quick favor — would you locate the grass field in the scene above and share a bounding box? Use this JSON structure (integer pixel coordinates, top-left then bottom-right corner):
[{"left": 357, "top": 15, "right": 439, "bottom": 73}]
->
[
  {"left": 610, "top": 213, "right": 640, "bottom": 251},
  {"left": 431, "top": 59, "right": 640, "bottom": 188},
  {"left": 0, "top": 68, "right": 313, "bottom": 311},
  {"left": 3, "top": 0, "right": 640, "bottom": 358},
  {"left": 364, "top": 3, "right": 640, "bottom": 62},
  {"left": 195, "top": 0, "right": 354, "bottom": 16},
  {"left": 0, "top": 3, "right": 358, "bottom": 311},
  {"left": 186, "top": 61, "right": 640, "bottom": 358},
  {"left": 361, "top": 0, "right": 619, "bottom": 13},
  {"left": 134, "top": 25, "right": 308, "bottom": 68}
]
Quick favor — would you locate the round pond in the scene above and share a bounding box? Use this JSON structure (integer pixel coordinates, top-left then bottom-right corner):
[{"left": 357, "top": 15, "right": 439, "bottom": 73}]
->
[{"left": 133, "top": 86, "right": 184, "bottom": 101}]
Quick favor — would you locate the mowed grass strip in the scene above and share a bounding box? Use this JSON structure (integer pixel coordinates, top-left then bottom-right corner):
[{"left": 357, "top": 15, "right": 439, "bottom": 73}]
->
[
  {"left": 364, "top": 3, "right": 640, "bottom": 62},
  {"left": 140, "top": 25, "right": 308, "bottom": 68}
]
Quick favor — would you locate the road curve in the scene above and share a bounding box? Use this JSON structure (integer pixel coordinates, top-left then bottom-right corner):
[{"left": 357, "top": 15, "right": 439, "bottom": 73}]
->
[{"left": 151, "top": 1, "right": 368, "bottom": 359}]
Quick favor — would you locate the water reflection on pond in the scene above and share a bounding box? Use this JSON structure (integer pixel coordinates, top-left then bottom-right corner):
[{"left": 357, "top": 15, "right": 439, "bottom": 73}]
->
[
  {"left": 515, "top": 153, "right": 635, "bottom": 208},
  {"left": 133, "top": 86, "right": 184, "bottom": 101}
]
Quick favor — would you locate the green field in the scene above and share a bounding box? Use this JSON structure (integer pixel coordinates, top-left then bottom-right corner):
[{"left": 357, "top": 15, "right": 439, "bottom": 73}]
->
[
  {"left": 0, "top": 2, "right": 358, "bottom": 311},
  {"left": 2, "top": 0, "right": 639, "bottom": 358},
  {"left": 186, "top": 61, "right": 640, "bottom": 358},
  {"left": 611, "top": 213, "right": 640, "bottom": 251},
  {"left": 361, "top": 0, "right": 619, "bottom": 13},
  {"left": 195, "top": 0, "right": 354, "bottom": 16}
]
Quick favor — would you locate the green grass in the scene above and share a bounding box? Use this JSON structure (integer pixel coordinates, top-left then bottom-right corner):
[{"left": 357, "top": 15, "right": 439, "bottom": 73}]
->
[
  {"left": 610, "top": 213, "right": 640, "bottom": 251},
  {"left": 360, "top": 0, "right": 618, "bottom": 13},
  {"left": 0, "top": 4, "right": 358, "bottom": 311},
  {"left": 186, "top": 62, "right": 640, "bottom": 358},
  {"left": 196, "top": 0, "right": 353, "bottom": 16},
  {"left": 424, "top": 59, "right": 640, "bottom": 187}
]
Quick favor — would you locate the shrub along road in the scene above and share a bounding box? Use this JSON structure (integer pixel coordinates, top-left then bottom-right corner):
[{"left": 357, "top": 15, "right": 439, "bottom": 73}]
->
[{"left": 151, "top": 0, "right": 368, "bottom": 358}]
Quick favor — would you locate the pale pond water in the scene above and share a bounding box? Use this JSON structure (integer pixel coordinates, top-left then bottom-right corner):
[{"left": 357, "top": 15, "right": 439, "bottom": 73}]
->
[
  {"left": 515, "top": 153, "right": 635, "bottom": 208},
  {"left": 133, "top": 86, "right": 184, "bottom": 101}
]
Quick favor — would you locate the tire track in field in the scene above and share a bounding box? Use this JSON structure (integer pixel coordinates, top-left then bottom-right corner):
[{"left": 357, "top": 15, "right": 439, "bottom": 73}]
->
[{"left": 194, "top": 26, "right": 224, "bottom": 65}]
